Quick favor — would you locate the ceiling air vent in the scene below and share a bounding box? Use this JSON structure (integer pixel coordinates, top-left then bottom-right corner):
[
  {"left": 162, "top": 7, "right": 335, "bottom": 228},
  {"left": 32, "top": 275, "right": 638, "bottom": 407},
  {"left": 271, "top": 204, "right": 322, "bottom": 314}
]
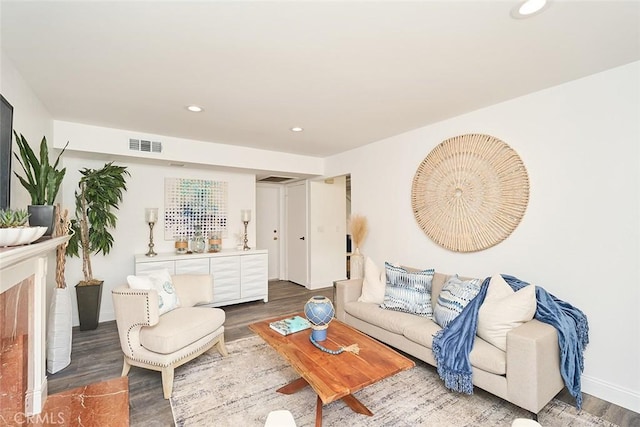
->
[
  {"left": 258, "top": 175, "right": 296, "bottom": 183},
  {"left": 129, "top": 138, "right": 162, "bottom": 153}
]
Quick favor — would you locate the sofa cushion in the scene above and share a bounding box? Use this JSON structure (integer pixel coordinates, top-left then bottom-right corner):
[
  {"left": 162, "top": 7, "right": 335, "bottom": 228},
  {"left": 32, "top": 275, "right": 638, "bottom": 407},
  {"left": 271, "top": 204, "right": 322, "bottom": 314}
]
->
[
  {"left": 433, "top": 275, "right": 481, "bottom": 328},
  {"left": 380, "top": 262, "right": 434, "bottom": 317},
  {"left": 345, "top": 301, "right": 425, "bottom": 335},
  {"left": 357, "top": 257, "right": 386, "bottom": 304},
  {"left": 469, "top": 336, "right": 507, "bottom": 375},
  {"left": 402, "top": 317, "right": 443, "bottom": 349},
  {"left": 127, "top": 269, "right": 180, "bottom": 315},
  {"left": 139, "top": 307, "right": 225, "bottom": 354},
  {"left": 477, "top": 274, "right": 536, "bottom": 351}
]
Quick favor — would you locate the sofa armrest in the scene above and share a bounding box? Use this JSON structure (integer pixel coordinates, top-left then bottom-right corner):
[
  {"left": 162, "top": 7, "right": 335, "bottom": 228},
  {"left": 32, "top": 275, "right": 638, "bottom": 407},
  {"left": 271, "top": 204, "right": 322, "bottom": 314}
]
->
[
  {"left": 171, "top": 274, "right": 214, "bottom": 307},
  {"left": 111, "top": 286, "right": 160, "bottom": 358},
  {"left": 506, "top": 319, "right": 564, "bottom": 413},
  {"left": 334, "top": 278, "right": 363, "bottom": 321}
]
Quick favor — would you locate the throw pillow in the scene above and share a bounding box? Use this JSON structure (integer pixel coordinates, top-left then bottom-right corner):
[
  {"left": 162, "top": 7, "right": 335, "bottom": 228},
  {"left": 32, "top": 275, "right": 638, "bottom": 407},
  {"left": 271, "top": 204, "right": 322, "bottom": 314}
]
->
[
  {"left": 358, "top": 257, "right": 386, "bottom": 304},
  {"left": 434, "top": 275, "right": 482, "bottom": 329},
  {"left": 380, "top": 262, "right": 434, "bottom": 317},
  {"left": 477, "top": 274, "right": 536, "bottom": 351},
  {"left": 127, "top": 269, "right": 180, "bottom": 315}
]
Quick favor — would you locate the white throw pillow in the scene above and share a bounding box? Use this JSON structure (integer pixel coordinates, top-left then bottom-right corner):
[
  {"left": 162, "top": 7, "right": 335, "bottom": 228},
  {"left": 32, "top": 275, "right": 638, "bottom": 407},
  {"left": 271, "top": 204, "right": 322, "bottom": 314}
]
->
[
  {"left": 127, "top": 269, "right": 180, "bottom": 315},
  {"left": 477, "top": 274, "right": 536, "bottom": 351},
  {"left": 357, "top": 257, "right": 386, "bottom": 304}
]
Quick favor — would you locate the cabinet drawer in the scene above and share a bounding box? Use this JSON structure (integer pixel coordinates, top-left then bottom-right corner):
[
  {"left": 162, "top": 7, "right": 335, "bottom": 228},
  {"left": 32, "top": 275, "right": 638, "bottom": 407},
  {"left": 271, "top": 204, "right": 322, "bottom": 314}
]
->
[
  {"left": 135, "top": 261, "right": 175, "bottom": 275},
  {"left": 175, "top": 258, "right": 209, "bottom": 275}
]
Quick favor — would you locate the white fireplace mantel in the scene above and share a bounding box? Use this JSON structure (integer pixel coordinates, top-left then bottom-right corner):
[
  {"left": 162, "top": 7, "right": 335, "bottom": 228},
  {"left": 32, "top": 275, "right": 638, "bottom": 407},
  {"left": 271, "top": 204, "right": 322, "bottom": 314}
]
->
[{"left": 0, "top": 236, "right": 69, "bottom": 415}]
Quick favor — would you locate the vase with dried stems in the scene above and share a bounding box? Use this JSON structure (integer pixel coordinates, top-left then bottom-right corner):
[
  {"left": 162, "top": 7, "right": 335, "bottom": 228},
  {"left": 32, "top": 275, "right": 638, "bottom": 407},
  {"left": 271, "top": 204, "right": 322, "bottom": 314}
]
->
[
  {"left": 349, "top": 214, "right": 368, "bottom": 279},
  {"left": 47, "top": 204, "right": 73, "bottom": 373}
]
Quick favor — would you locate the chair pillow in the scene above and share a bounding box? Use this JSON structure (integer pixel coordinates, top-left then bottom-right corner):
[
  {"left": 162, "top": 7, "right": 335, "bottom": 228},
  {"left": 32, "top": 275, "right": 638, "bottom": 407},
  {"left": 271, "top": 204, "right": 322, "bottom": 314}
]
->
[
  {"left": 477, "top": 274, "right": 536, "bottom": 351},
  {"left": 434, "top": 275, "right": 482, "bottom": 328},
  {"left": 357, "top": 257, "right": 386, "bottom": 304},
  {"left": 127, "top": 269, "right": 180, "bottom": 315},
  {"left": 380, "top": 262, "right": 434, "bottom": 317}
]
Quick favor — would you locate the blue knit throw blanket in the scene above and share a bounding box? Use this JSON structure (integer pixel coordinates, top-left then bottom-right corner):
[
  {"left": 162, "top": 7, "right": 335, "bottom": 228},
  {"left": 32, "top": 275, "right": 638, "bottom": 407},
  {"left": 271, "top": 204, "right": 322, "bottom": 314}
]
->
[{"left": 431, "top": 274, "right": 589, "bottom": 409}]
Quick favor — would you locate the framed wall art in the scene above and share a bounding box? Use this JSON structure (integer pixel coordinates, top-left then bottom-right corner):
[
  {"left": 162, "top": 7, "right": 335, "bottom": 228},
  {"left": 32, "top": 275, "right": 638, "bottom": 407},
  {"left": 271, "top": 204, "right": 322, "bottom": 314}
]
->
[{"left": 164, "top": 178, "right": 228, "bottom": 239}]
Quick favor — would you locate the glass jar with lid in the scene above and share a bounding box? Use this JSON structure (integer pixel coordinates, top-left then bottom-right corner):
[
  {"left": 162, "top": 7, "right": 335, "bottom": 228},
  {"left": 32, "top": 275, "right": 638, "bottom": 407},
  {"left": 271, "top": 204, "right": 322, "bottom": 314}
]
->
[
  {"left": 174, "top": 236, "right": 188, "bottom": 254},
  {"left": 192, "top": 228, "right": 206, "bottom": 253},
  {"left": 208, "top": 233, "right": 222, "bottom": 252}
]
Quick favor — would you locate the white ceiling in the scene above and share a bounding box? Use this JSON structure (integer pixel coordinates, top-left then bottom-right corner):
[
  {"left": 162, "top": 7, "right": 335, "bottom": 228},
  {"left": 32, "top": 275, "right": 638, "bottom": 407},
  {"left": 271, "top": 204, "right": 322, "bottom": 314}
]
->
[{"left": 1, "top": 1, "right": 639, "bottom": 157}]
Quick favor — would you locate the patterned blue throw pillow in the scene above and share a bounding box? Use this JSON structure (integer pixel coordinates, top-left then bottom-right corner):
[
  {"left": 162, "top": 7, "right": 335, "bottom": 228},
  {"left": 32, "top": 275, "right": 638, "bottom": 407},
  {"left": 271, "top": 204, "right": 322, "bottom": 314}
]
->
[
  {"left": 380, "top": 262, "right": 435, "bottom": 317},
  {"left": 434, "top": 275, "right": 482, "bottom": 328}
]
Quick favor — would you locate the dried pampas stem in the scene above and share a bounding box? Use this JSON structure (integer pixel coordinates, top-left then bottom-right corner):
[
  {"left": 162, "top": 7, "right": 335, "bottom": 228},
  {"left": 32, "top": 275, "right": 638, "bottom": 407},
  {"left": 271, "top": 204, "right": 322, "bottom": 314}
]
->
[{"left": 349, "top": 214, "right": 368, "bottom": 249}]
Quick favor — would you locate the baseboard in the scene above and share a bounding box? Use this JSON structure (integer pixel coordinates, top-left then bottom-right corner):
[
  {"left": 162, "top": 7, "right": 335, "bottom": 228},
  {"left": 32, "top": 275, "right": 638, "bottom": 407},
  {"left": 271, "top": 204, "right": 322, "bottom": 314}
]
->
[
  {"left": 306, "top": 281, "right": 333, "bottom": 291},
  {"left": 581, "top": 374, "right": 640, "bottom": 413}
]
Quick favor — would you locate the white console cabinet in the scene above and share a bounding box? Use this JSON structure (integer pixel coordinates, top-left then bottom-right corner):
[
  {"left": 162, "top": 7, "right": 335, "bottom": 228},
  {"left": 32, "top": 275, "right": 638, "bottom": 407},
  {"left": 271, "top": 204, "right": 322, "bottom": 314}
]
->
[{"left": 134, "top": 249, "right": 268, "bottom": 306}]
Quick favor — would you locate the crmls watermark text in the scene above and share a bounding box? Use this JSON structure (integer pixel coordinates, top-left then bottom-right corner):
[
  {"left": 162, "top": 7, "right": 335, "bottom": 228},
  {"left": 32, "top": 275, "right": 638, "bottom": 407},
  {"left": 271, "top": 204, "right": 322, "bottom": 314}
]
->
[{"left": 0, "top": 411, "right": 66, "bottom": 425}]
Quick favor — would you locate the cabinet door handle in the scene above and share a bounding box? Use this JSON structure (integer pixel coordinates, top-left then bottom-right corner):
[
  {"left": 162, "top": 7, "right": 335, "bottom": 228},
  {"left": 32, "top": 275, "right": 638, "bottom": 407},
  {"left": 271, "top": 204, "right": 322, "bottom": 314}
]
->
[{"left": 299, "top": 236, "right": 305, "bottom": 240}]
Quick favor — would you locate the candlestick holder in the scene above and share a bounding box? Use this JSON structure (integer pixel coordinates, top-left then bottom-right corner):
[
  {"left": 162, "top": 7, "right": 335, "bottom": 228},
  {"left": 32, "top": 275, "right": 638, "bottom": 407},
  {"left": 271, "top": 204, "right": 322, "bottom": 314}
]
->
[
  {"left": 145, "top": 208, "right": 158, "bottom": 257},
  {"left": 241, "top": 209, "right": 251, "bottom": 251},
  {"left": 242, "top": 220, "right": 250, "bottom": 251}
]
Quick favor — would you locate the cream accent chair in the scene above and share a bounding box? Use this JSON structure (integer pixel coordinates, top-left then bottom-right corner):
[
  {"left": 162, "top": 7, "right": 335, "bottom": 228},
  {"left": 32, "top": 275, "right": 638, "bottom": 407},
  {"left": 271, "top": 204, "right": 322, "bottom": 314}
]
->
[{"left": 112, "top": 274, "right": 228, "bottom": 399}]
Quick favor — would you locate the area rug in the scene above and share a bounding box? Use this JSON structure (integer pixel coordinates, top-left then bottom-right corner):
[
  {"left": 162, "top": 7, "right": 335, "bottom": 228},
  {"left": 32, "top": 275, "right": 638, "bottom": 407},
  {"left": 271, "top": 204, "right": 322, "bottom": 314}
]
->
[{"left": 170, "top": 336, "right": 617, "bottom": 427}]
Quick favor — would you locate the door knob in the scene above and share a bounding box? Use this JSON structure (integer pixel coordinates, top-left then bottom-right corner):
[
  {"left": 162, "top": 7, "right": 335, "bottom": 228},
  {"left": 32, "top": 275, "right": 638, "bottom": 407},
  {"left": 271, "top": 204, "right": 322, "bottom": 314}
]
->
[{"left": 299, "top": 236, "right": 305, "bottom": 240}]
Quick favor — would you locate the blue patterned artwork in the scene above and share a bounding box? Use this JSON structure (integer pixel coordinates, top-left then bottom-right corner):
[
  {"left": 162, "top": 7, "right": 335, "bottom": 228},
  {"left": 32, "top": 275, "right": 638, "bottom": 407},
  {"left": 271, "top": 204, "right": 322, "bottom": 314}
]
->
[{"left": 164, "top": 178, "right": 228, "bottom": 240}]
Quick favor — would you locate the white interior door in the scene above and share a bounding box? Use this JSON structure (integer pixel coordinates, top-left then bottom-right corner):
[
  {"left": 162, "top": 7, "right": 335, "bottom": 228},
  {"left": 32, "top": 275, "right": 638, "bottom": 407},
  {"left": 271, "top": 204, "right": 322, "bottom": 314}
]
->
[
  {"left": 256, "top": 185, "right": 280, "bottom": 280},
  {"left": 286, "top": 181, "right": 308, "bottom": 287}
]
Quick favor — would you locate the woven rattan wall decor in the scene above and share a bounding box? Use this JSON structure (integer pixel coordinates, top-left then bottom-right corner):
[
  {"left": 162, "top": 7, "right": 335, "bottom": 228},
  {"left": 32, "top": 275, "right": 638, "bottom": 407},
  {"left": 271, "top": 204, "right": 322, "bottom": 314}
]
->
[{"left": 411, "top": 134, "right": 529, "bottom": 252}]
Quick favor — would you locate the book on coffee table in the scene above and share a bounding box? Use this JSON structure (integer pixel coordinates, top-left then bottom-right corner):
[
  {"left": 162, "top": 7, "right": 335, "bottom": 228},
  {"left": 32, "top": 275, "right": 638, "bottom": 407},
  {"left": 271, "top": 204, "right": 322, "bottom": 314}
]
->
[{"left": 269, "top": 315, "right": 311, "bottom": 336}]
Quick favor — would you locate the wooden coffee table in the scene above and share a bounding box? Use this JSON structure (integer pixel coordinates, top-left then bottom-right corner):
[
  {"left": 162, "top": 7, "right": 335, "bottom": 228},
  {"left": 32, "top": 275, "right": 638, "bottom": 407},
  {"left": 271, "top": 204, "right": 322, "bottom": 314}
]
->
[{"left": 249, "top": 313, "right": 415, "bottom": 427}]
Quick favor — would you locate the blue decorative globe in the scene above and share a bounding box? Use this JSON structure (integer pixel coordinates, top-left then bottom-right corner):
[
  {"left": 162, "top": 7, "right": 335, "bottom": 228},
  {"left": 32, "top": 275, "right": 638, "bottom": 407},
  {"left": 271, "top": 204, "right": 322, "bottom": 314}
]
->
[{"left": 304, "top": 296, "right": 335, "bottom": 342}]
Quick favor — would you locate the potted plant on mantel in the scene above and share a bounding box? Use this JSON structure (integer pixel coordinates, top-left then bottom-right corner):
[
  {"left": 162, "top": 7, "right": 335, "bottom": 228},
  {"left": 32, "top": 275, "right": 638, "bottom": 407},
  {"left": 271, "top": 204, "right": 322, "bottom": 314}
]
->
[
  {"left": 13, "top": 131, "right": 68, "bottom": 236},
  {"left": 66, "top": 162, "right": 130, "bottom": 331},
  {"left": 0, "top": 207, "right": 48, "bottom": 246}
]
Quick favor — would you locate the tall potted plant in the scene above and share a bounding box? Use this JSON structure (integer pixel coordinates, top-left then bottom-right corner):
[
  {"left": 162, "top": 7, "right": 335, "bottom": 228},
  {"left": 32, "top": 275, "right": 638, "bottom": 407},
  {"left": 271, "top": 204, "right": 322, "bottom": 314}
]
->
[
  {"left": 66, "top": 162, "right": 130, "bottom": 330},
  {"left": 13, "top": 131, "right": 68, "bottom": 235}
]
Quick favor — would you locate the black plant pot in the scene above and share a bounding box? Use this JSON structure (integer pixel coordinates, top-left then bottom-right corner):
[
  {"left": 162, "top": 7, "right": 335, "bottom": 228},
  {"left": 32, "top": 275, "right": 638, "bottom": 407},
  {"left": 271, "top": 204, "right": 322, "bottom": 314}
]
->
[
  {"left": 28, "top": 205, "right": 56, "bottom": 236},
  {"left": 75, "top": 280, "right": 103, "bottom": 331}
]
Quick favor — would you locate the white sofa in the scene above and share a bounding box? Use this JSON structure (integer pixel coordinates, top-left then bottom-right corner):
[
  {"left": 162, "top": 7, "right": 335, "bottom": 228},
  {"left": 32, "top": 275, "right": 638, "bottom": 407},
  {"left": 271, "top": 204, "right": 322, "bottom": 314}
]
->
[{"left": 334, "top": 271, "right": 565, "bottom": 415}]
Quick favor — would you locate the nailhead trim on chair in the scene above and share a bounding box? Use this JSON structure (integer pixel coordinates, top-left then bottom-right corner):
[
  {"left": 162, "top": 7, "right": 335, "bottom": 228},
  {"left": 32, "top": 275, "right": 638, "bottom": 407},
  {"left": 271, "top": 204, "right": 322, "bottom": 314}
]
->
[
  {"left": 128, "top": 332, "right": 224, "bottom": 368},
  {"left": 113, "top": 289, "right": 152, "bottom": 356}
]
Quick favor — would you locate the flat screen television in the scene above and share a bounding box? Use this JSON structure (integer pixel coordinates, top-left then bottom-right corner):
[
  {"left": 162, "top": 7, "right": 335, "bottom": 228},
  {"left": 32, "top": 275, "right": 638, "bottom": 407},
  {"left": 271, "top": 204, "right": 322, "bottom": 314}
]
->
[{"left": 0, "top": 94, "right": 13, "bottom": 210}]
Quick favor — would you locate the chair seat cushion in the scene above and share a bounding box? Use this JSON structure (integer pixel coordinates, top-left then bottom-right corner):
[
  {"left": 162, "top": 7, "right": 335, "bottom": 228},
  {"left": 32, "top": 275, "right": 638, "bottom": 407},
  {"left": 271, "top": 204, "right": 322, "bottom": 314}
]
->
[{"left": 140, "top": 307, "right": 225, "bottom": 354}]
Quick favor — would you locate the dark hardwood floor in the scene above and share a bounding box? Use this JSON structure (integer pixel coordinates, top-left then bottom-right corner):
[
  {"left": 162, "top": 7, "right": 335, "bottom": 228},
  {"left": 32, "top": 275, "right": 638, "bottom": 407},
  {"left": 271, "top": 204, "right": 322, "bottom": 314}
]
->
[{"left": 48, "top": 280, "right": 638, "bottom": 427}]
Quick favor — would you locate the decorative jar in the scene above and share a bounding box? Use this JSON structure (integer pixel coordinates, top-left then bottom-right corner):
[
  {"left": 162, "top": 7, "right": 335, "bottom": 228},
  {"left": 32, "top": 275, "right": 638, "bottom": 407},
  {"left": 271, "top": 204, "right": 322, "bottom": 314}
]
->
[
  {"left": 304, "top": 296, "right": 335, "bottom": 342},
  {"left": 174, "top": 237, "right": 188, "bottom": 254},
  {"left": 192, "top": 230, "right": 206, "bottom": 253},
  {"left": 208, "top": 234, "right": 222, "bottom": 252}
]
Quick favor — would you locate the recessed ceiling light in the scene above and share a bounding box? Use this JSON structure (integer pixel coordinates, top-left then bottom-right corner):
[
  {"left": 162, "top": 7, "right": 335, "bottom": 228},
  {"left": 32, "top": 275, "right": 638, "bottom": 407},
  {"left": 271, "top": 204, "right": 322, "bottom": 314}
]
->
[
  {"left": 511, "top": 0, "right": 548, "bottom": 19},
  {"left": 290, "top": 127, "right": 304, "bottom": 132},
  {"left": 186, "top": 105, "right": 203, "bottom": 112}
]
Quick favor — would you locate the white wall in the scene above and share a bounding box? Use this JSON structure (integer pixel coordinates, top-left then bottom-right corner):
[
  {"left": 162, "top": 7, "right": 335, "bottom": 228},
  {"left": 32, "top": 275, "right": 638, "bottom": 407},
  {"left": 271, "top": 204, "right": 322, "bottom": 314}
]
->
[
  {"left": 0, "top": 52, "right": 54, "bottom": 209},
  {"left": 308, "top": 176, "right": 347, "bottom": 289},
  {"left": 324, "top": 61, "right": 640, "bottom": 412},
  {"left": 60, "top": 154, "right": 257, "bottom": 326},
  {"left": 1, "top": 51, "right": 62, "bottom": 311}
]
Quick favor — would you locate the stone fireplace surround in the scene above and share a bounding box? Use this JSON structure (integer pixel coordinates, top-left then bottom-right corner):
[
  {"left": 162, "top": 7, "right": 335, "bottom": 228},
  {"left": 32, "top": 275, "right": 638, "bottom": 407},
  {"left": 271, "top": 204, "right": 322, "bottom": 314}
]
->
[{"left": 0, "top": 236, "right": 69, "bottom": 419}]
